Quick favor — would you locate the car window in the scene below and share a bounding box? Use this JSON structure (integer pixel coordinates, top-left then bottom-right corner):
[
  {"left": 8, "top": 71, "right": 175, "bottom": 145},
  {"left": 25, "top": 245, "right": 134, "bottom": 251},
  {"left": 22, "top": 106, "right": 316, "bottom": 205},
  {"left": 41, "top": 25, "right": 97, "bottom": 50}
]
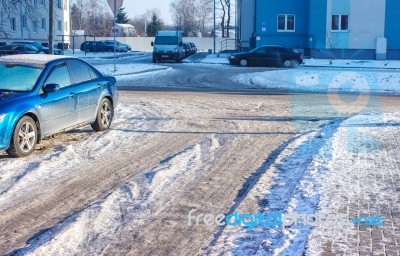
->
[
  {"left": 0, "top": 64, "right": 43, "bottom": 92},
  {"left": 89, "top": 68, "right": 99, "bottom": 79},
  {"left": 254, "top": 48, "right": 267, "bottom": 54},
  {"left": 68, "top": 60, "right": 93, "bottom": 84},
  {"left": 45, "top": 64, "right": 71, "bottom": 88},
  {"left": 26, "top": 45, "right": 36, "bottom": 51},
  {"left": 270, "top": 47, "right": 280, "bottom": 54}
]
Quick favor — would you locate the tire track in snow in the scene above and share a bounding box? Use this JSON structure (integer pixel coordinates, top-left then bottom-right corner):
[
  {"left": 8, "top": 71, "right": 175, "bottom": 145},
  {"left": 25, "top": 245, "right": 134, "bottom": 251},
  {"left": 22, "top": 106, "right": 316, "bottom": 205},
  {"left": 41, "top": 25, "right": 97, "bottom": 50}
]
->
[
  {"left": 208, "top": 120, "right": 344, "bottom": 255},
  {"left": 8, "top": 136, "right": 222, "bottom": 255}
]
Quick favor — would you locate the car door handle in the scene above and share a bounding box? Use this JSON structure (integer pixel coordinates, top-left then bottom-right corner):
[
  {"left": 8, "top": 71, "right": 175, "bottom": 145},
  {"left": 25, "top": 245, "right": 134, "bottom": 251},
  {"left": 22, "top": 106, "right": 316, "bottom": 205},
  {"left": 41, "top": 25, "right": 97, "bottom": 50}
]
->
[
  {"left": 69, "top": 93, "right": 76, "bottom": 98},
  {"left": 97, "top": 83, "right": 102, "bottom": 89}
]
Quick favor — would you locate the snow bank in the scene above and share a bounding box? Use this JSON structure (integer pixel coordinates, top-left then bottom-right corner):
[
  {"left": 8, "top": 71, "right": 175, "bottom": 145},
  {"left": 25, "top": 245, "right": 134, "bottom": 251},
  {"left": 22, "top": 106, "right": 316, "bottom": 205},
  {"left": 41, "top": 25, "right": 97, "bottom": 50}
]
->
[{"left": 234, "top": 70, "right": 400, "bottom": 95}]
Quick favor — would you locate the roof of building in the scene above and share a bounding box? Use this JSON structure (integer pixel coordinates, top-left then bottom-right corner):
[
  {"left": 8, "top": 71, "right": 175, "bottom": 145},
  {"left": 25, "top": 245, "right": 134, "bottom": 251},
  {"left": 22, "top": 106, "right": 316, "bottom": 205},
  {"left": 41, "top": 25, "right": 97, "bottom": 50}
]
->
[{"left": 116, "top": 23, "right": 135, "bottom": 28}]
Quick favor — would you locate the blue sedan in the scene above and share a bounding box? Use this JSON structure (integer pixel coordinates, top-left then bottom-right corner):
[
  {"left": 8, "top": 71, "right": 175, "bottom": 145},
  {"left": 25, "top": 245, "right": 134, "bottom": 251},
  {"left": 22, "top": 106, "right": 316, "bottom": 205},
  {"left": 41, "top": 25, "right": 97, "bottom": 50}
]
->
[{"left": 0, "top": 55, "right": 119, "bottom": 157}]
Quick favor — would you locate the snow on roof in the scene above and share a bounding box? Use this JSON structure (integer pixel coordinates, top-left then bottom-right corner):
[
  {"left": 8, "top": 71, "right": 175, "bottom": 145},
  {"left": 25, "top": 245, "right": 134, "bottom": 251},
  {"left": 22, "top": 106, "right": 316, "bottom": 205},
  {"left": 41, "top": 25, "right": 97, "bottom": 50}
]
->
[
  {"left": 0, "top": 54, "right": 69, "bottom": 65},
  {"left": 116, "top": 23, "right": 134, "bottom": 28}
]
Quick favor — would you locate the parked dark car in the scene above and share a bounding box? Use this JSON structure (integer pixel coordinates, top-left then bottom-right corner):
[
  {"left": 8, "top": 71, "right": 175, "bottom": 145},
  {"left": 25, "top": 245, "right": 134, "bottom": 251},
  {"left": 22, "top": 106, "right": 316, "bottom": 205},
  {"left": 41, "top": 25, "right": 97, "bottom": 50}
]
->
[
  {"left": 229, "top": 45, "right": 303, "bottom": 67},
  {"left": 11, "top": 41, "right": 63, "bottom": 55},
  {"left": 0, "top": 44, "right": 40, "bottom": 56},
  {"left": 80, "top": 41, "right": 118, "bottom": 52},
  {"left": 183, "top": 42, "right": 191, "bottom": 57},
  {"left": 188, "top": 42, "right": 197, "bottom": 54},
  {"left": 0, "top": 54, "right": 119, "bottom": 157},
  {"left": 101, "top": 40, "right": 131, "bottom": 52}
]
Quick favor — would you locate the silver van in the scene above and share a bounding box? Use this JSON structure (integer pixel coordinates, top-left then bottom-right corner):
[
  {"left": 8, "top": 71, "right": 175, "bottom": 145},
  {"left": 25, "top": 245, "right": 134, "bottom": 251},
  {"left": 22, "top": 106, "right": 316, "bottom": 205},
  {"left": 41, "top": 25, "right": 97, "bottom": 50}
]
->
[{"left": 151, "top": 31, "right": 184, "bottom": 63}]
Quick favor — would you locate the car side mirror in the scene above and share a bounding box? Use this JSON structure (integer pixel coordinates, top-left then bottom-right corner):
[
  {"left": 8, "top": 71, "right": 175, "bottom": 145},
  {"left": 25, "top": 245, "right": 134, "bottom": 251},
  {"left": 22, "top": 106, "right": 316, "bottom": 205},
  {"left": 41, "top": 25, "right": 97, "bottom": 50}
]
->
[
  {"left": 179, "top": 42, "right": 183, "bottom": 47},
  {"left": 151, "top": 42, "right": 154, "bottom": 46},
  {"left": 43, "top": 83, "right": 60, "bottom": 93}
]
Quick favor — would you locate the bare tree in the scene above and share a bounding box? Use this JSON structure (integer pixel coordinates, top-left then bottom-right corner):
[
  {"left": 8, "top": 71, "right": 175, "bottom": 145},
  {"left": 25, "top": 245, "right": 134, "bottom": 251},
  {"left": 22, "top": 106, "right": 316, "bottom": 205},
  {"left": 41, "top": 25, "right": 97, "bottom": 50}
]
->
[
  {"left": 0, "top": 0, "right": 43, "bottom": 37},
  {"left": 217, "top": 0, "right": 234, "bottom": 38},
  {"left": 170, "top": 0, "right": 196, "bottom": 36},
  {"left": 170, "top": 0, "right": 213, "bottom": 37},
  {"left": 219, "top": 0, "right": 226, "bottom": 38},
  {"left": 223, "top": 0, "right": 231, "bottom": 38},
  {"left": 196, "top": 0, "right": 213, "bottom": 36},
  {"left": 129, "top": 15, "right": 146, "bottom": 36}
]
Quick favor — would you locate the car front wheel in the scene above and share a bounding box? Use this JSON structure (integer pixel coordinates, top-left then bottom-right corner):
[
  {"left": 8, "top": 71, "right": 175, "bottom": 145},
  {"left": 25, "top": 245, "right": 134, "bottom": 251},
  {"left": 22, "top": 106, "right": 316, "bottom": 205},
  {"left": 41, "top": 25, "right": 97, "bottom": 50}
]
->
[
  {"left": 7, "top": 116, "right": 38, "bottom": 157},
  {"left": 239, "top": 59, "right": 248, "bottom": 67},
  {"left": 91, "top": 98, "right": 114, "bottom": 131},
  {"left": 283, "top": 60, "right": 292, "bottom": 68}
]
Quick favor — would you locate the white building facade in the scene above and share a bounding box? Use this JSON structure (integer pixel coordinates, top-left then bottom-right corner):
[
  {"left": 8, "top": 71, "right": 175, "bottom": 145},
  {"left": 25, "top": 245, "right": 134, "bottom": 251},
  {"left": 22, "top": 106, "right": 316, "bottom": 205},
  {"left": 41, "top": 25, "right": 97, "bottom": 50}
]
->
[{"left": 0, "top": 0, "right": 70, "bottom": 46}]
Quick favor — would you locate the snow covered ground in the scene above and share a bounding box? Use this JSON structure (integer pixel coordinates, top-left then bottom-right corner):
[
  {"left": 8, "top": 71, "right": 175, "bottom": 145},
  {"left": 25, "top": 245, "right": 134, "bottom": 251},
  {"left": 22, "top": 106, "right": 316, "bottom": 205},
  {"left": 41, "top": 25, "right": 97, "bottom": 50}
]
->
[
  {"left": 303, "top": 58, "right": 400, "bottom": 69},
  {"left": 209, "top": 112, "right": 400, "bottom": 255},
  {"left": 234, "top": 69, "right": 400, "bottom": 95},
  {"left": 200, "top": 53, "right": 230, "bottom": 64},
  {"left": 0, "top": 90, "right": 398, "bottom": 255},
  {"left": 5, "top": 105, "right": 397, "bottom": 255}
]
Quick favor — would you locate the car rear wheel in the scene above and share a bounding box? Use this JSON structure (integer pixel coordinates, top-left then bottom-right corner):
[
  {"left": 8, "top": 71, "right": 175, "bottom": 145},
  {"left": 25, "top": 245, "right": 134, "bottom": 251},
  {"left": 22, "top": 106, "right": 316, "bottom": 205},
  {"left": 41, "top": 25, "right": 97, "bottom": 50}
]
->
[
  {"left": 291, "top": 60, "right": 300, "bottom": 67},
  {"left": 7, "top": 116, "right": 38, "bottom": 157},
  {"left": 91, "top": 98, "right": 114, "bottom": 131},
  {"left": 239, "top": 59, "right": 248, "bottom": 67}
]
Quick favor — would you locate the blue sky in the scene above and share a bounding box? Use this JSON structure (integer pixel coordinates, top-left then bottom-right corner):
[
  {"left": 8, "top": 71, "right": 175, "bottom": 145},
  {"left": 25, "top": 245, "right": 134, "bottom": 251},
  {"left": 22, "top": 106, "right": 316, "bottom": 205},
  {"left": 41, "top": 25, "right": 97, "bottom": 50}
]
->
[{"left": 123, "top": 0, "right": 173, "bottom": 24}]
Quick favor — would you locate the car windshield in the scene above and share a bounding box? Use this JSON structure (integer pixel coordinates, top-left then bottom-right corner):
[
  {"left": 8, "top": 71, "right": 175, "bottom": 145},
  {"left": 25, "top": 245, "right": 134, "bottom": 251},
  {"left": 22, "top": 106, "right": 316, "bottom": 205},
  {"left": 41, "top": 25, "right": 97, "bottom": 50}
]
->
[
  {"left": 155, "top": 36, "right": 178, "bottom": 45},
  {"left": 0, "top": 64, "right": 43, "bottom": 92}
]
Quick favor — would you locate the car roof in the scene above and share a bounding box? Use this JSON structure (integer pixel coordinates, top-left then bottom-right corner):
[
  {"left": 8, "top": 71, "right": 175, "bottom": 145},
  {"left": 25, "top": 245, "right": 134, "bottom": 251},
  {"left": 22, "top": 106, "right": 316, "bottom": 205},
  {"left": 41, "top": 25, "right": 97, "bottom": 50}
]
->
[{"left": 0, "top": 54, "right": 69, "bottom": 65}]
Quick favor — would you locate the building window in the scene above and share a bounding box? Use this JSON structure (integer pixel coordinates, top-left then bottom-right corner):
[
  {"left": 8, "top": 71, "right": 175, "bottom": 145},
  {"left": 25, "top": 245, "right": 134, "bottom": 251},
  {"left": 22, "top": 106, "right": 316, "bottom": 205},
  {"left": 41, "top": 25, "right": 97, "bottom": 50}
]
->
[
  {"left": 33, "top": 0, "right": 37, "bottom": 7},
  {"left": 57, "top": 20, "right": 62, "bottom": 31},
  {"left": 11, "top": 18, "right": 16, "bottom": 31},
  {"left": 41, "top": 0, "right": 45, "bottom": 6},
  {"left": 41, "top": 18, "right": 46, "bottom": 29},
  {"left": 57, "top": 0, "right": 62, "bottom": 9},
  {"left": 22, "top": 15, "right": 27, "bottom": 28},
  {"left": 33, "top": 20, "right": 38, "bottom": 33},
  {"left": 331, "top": 15, "right": 348, "bottom": 31},
  {"left": 277, "top": 14, "right": 295, "bottom": 31}
]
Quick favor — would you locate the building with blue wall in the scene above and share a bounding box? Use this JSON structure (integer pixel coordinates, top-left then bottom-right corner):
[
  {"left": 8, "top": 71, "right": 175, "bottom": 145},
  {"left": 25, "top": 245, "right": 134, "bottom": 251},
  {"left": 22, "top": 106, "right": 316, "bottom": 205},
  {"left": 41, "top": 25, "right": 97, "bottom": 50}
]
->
[{"left": 237, "top": 0, "right": 400, "bottom": 59}]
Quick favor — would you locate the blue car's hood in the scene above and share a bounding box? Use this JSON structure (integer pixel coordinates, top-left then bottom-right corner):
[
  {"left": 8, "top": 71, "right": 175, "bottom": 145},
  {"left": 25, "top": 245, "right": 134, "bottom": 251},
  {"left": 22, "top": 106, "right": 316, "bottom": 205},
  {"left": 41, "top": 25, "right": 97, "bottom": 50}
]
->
[{"left": 0, "top": 91, "right": 28, "bottom": 109}]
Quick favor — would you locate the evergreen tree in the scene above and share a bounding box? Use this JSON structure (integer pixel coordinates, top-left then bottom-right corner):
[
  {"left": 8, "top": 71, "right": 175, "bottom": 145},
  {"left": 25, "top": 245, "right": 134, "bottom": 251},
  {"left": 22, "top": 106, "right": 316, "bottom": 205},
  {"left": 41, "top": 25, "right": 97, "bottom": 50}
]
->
[
  {"left": 116, "top": 7, "right": 129, "bottom": 24},
  {"left": 146, "top": 13, "right": 164, "bottom": 37}
]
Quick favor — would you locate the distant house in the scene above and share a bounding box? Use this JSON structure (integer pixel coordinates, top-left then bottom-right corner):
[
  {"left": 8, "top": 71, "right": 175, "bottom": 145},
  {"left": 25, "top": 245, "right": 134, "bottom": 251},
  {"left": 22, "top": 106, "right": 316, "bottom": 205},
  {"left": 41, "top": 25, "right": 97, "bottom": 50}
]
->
[{"left": 110, "top": 24, "right": 137, "bottom": 37}]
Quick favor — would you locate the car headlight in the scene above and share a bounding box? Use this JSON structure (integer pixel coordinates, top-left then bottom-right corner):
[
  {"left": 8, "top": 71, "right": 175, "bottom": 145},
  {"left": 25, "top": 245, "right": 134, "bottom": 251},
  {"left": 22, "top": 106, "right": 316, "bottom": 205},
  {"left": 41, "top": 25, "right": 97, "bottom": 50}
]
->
[
  {"left": 174, "top": 48, "right": 179, "bottom": 53},
  {"left": 0, "top": 114, "right": 6, "bottom": 122}
]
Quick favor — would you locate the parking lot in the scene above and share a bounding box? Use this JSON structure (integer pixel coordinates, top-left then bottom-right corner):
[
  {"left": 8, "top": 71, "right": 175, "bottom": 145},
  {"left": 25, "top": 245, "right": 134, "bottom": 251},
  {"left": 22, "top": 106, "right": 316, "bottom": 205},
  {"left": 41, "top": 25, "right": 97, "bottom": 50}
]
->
[{"left": 0, "top": 53, "right": 399, "bottom": 255}]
